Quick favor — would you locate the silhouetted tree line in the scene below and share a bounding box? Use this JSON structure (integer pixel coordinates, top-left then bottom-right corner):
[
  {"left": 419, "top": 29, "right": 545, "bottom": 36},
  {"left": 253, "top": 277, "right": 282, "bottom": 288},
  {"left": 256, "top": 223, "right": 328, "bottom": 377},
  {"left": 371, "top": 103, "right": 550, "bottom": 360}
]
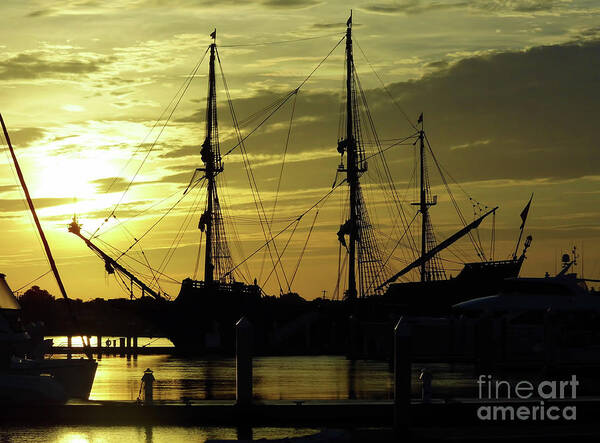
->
[{"left": 17, "top": 286, "right": 166, "bottom": 336}]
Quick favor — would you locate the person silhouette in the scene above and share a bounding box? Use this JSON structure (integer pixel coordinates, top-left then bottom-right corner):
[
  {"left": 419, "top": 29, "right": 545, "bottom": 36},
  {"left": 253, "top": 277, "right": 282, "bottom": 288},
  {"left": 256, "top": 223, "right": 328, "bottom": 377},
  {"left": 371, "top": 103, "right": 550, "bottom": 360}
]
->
[{"left": 140, "top": 368, "right": 155, "bottom": 404}]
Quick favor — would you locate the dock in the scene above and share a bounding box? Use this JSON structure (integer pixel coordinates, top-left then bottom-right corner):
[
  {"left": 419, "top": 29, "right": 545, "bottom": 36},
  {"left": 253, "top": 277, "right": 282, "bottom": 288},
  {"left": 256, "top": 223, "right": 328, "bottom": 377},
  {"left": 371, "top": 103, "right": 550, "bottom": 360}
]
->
[
  {"left": 3, "top": 398, "right": 600, "bottom": 441},
  {"left": 50, "top": 346, "right": 173, "bottom": 355},
  {"left": 3, "top": 397, "right": 599, "bottom": 425}
]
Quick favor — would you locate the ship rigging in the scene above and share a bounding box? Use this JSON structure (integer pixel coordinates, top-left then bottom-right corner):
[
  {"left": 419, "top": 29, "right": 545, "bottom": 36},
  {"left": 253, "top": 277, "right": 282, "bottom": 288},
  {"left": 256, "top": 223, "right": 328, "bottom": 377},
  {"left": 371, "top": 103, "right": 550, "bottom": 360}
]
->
[{"left": 69, "top": 13, "right": 527, "bottom": 307}]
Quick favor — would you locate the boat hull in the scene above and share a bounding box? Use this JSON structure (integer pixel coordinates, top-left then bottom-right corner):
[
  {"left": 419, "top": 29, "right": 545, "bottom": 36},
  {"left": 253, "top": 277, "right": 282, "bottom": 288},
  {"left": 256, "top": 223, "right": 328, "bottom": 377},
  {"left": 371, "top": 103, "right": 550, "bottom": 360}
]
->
[{"left": 12, "top": 357, "right": 98, "bottom": 399}]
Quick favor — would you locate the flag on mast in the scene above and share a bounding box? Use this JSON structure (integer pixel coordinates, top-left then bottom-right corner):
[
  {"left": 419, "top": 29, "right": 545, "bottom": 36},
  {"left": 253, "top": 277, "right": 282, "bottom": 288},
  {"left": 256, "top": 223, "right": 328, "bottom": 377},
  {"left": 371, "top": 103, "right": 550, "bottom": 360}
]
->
[
  {"left": 347, "top": 11, "right": 352, "bottom": 27},
  {"left": 210, "top": 29, "right": 216, "bottom": 39},
  {"left": 520, "top": 194, "right": 533, "bottom": 229},
  {"left": 417, "top": 112, "right": 423, "bottom": 124}
]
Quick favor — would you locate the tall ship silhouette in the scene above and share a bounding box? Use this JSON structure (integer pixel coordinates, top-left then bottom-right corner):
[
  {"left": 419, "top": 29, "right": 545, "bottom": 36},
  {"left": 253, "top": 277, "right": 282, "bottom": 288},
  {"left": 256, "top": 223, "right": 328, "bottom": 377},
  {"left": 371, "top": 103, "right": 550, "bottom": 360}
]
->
[{"left": 69, "top": 14, "right": 532, "bottom": 353}]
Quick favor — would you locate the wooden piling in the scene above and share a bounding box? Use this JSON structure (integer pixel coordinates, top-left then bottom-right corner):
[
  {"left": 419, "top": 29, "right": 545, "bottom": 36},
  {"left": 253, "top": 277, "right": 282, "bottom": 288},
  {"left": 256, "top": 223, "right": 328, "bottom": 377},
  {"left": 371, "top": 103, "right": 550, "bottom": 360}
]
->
[
  {"left": 348, "top": 315, "right": 359, "bottom": 360},
  {"left": 544, "top": 308, "right": 558, "bottom": 371},
  {"left": 394, "top": 317, "right": 411, "bottom": 435},
  {"left": 235, "top": 316, "right": 253, "bottom": 407}
]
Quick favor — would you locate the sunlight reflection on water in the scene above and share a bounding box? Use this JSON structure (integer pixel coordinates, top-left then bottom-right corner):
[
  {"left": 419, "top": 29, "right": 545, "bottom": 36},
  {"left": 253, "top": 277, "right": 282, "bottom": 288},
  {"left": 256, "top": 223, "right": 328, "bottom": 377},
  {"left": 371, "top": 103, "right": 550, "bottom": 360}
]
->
[
  {"left": 85, "top": 354, "right": 395, "bottom": 401},
  {"left": 81, "top": 354, "right": 474, "bottom": 401},
  {"left": 0, "top": 425, "right": 320, "bottom": 443}
]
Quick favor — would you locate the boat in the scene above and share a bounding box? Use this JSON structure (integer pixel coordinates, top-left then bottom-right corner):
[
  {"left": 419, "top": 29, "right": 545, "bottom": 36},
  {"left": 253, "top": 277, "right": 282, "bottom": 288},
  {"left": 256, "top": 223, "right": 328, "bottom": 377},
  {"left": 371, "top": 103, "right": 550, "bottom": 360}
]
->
[
  {"left": 454, "top": 249, "right": 600, "bottom": 314},
  {"left": 67, "top": 15, "right": 535, "bottom": 354},
  {"left": 447, "top": 249, "right": 600, "bottom": 368},
  {"left": 0, "top": 114, "right": 97, "bottom": 400}
]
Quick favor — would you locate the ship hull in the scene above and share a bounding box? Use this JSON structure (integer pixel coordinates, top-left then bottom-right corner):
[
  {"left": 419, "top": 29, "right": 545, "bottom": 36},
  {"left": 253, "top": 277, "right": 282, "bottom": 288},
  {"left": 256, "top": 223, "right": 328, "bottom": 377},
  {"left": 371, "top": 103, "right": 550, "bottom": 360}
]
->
[
  {"left": 160, "top": 258, "right": 524, "bottom": 355},
  {"left": 381, "top": 258, "right": 524, "bottom": 314}
]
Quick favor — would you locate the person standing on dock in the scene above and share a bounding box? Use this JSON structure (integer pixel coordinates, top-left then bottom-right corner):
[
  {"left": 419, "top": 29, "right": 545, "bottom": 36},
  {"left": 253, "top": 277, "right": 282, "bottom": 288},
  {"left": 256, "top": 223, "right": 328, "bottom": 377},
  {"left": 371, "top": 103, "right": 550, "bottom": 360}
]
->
[
  {"left": 419, "top": 368, "right": 433, "bottom": 403},
  {"left": 140, "top": 368, "right": 155, "bottom": 404}
]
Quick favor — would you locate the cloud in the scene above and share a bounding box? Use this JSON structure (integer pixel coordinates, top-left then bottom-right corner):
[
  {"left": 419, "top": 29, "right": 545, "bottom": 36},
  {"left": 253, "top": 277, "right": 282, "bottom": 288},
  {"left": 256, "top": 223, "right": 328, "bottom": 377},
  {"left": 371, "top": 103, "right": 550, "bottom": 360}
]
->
[
  {"left": 363, "top": 0, "right": 468, "bottom": 15},
  {"left": 311, "top": 22, "right": 363, "bottom": 29},
  {"left": 449, "top": 139, "right": 491, "bottom": 151},
  {"left": 158, "top": 144, "right": 199, "bottom": 159},
  {"left": 91, "top": 176, "right": 156, "bottom": 193},
  {"left": 478, "top": 0, "right": 573, "bottom": 14},
  {"left": 362, "top": 0, "right": 576, "bottom": 16},
  {"left": 261, "top": 0, "right": 321, "bottom": 8},
  {"left": 91, "top": 177, "right": 132, "bottom": 194},
  {"left": 379, "top": 38, "right": 600, "bottom": 181},
  {"left": 0, "top": 49, "right": 111, "bottom": 80},
  {"left": 2, "top": 127, "right": 46, "bottom": 147},
  {"left": 63, "top": 199, "right": 154, "bottom": 222},
  {"left": 0, "top": 185, "right": 18, "bottom": 194},
  {"left": 205, "top": 36, "right": 600, "bottom": 186},
  {"left": 572, "top": 25, "right": 600, "bottom": 41},
  {"left": 25, "top": 0, "right": 321, "bottom": 17},
  {"left": 0, "top": 197, "right": 73, "bottom": 212}
]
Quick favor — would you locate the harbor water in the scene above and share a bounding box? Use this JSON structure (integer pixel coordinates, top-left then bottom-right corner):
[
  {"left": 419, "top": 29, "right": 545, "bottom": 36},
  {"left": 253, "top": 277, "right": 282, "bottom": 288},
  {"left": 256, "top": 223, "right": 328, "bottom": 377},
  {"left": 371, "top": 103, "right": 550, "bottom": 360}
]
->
[
  {"left": 3, "top": 352, "right": 477, "bottom": 442},
  {"left": 0, "top": 425, "right": 322, "bottom": 443},
  {"left": 45, "top": 336, "right": 477, "bottom": 401}
]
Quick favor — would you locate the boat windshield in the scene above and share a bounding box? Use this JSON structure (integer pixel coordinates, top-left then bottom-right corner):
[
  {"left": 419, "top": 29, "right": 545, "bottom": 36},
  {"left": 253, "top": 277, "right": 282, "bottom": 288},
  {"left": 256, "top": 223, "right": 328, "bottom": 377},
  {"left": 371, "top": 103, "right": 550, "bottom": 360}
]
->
[{"left": 502, "top": 279, "right": 577, "bottom": 296}]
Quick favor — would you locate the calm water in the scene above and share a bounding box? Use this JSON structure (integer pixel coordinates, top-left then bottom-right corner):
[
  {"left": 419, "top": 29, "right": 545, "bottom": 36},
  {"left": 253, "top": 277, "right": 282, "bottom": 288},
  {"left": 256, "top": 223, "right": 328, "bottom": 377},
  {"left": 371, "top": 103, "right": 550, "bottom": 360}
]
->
[
  {"left": 0, "top": 425, "right": 321, "bottom": 443},
  {"left": 87, "top": 354, "right": 395, "bottom": 401},
  {"left": 9, "top": 353, "right": 477, "bottom": 441},
  {"left": 44, "top": 352, "right": 476, "bottom": 401}
]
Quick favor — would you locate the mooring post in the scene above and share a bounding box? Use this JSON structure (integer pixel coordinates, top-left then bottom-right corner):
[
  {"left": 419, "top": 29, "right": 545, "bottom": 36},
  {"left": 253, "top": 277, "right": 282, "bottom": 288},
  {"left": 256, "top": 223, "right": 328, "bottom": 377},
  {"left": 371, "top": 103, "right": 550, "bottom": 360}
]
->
[
  {"left": 348, "top": 315, "right": 359, "bottom": 359},
  {"left": 477, "top": 310, "right": 494, "bottom": 371},
  {"left": 544, "top": 308, "right": 557, "bottom": 371},
  {"left": 236, "top": 316, "right": 253, "bottom": 407},
  {"left": 500, "top": 317, "right": 509, "bottom": 364},
  {"left": 394, "top": 317, "right": 411, "bottom": 435},
  {"left": 448, "top": 316, "right": 455, "bottom": 364},
  {"left": 97, "top": 335, "right": 102, "bottom": 358}
]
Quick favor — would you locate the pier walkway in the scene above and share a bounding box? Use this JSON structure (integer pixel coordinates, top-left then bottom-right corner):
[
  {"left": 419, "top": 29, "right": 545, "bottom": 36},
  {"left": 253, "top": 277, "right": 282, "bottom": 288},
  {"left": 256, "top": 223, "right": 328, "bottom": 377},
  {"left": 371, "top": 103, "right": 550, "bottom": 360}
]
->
[{"left": 3, "top": 398, "right": 600, "bottom": 441}]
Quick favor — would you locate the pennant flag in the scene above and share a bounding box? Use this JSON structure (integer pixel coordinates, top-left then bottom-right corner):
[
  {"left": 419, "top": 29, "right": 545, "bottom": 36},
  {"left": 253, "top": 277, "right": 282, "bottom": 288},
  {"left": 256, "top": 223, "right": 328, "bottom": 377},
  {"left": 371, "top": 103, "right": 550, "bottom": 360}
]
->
[
  {"left": 210, "top": 29, "right": 216, "bottom": 39},
  {"left": 417, "top": 112, "right": 423, "bottom": 124},
  {"left": 347, "top": 11, "right": 352, "bottom": 27},
  {"left": 519, "top": 194, "right": 533, "bottom": 229}
]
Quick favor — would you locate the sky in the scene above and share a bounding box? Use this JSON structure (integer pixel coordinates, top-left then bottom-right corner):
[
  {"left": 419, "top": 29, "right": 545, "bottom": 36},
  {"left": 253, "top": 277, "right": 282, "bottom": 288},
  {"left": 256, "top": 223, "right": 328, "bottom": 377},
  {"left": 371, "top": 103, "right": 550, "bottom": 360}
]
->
[{"left": 0, "top": 0, "right": 599, "bottom": 301}]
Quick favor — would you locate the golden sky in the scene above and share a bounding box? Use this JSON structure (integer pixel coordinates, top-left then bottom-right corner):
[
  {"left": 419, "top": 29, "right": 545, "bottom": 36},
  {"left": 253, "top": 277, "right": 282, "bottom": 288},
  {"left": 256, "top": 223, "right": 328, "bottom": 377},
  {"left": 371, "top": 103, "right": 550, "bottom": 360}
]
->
[{"left": 0, "top": 0, "right": 599, "bottom": 300}]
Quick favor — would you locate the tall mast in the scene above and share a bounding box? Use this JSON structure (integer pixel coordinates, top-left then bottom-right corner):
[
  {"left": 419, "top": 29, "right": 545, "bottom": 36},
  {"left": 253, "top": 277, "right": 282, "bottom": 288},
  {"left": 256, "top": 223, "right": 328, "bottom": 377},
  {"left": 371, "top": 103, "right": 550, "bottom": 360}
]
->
[
  {"left": 200, "top": 33, "right": 217, "bottom": 283},
  {"left": 412, "top": 114, "right": 442, "bottom": 282},
  {"left": 335, "top": 12, "right": 386, "bottom": 297},
  {"left": 0, "top": 114, "right": 70, "bottom": 300},
  {"left": 200, "top": 30, "right": 222, "bottom": 284},
  {"left": 418, "top": 125, "right": 427, "bottom": 282},
  {"left": 345, "top": 12, "right": 358, "bottom": 300},
  {"left": 1, "top": 113, "right": 92, "bottom": 356}
]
